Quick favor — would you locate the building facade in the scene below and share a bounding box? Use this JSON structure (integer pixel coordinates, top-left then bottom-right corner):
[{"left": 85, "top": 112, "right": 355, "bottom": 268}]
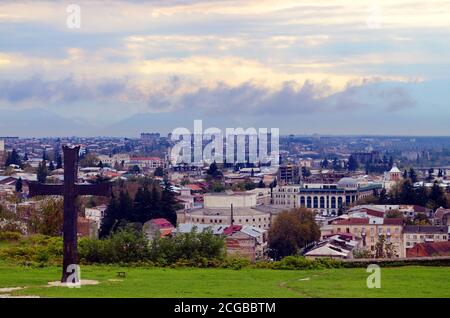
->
[{"left": 272, "top": 178, "right": 382, "bottom": 216}]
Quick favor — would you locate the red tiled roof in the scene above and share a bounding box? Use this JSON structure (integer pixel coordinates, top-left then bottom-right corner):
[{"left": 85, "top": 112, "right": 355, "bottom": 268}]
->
[
  {"left": 186, "top": 184, "right": 202, "bottom": 191},
  {"left": 407, "top": 241, "right": 450, "bottom": 257},
  {"left": 383, "top": 218, "right": 403, "bottom": 225},
  {"left": 332, "top": 218, "right": 369, "bottom": 225},
  {"left": 224, "top": 225, "right": 242, "bottom": 235},
  {"left": 150, "top": 218, "right": 174, "bottom": 228},
  {"left": 365, "top": 209, "right": 385, "bottom": 218}
]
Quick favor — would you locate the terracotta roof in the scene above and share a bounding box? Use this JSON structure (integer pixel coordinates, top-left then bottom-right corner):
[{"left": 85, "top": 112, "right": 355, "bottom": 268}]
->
[
  {"left": 407, "top": 241, "right": 450, "bottom": 257},
  {"left": 150, "top": 218, "right": 174, "bottom": 228},
  {"left": 224, "top": 225, "right": 242, "bottom": 235},
  {"left": 383, "top": 218, "right": 403, "bottom": 225},
  {"left": 332, "top": 218, "right": 369, "bottom": 225},
  {"left": 186, "top": 184, "right": 203, "bottom": 191},
  {"left": 364, "top": 209, "right": 385, "bottom": 218}
]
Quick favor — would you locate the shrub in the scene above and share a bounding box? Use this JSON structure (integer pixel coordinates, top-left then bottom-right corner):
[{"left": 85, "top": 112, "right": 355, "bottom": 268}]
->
[{"left": 0, "top": 231, "right": 22, "bottom": 241}]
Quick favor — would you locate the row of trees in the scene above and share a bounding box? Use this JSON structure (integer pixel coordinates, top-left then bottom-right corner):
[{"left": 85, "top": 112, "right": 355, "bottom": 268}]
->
[
  {"left": 377, "top": 179, "right": 448, "bottom": 210},
  {"left": 99, "top": 179, "right": 179, "bottom": 238}
]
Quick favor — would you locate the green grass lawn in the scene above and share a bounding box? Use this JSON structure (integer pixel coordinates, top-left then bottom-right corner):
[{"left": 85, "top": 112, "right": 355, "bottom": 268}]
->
[{"left": 0, "top": 263, "right": 449, "bottom": 298}]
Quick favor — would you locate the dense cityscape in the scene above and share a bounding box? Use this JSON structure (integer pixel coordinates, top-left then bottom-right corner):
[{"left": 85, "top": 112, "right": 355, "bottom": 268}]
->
[{"left": 1, "top": 133, "right": 449, "bottom": 263}]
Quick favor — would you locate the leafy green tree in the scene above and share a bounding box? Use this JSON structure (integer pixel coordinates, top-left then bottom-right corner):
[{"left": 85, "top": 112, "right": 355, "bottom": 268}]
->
[
  {"left": 48, "top": 161, "right": 55, "bottom": 171},
  {"left": 268, "top": 208, "right": 320, "bottom": 260},
  {"left": 258, "top": 180, "right": 266, "bottom": 188}
]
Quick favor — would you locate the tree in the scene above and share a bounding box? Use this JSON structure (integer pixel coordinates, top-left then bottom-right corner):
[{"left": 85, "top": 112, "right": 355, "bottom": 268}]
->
[
  {"left": 15, "top": 177, "right": 23, "bottom": 193},
  {"left": 409, "top": 168, "right": 417, "bottom": 183},
  {"left": 347, "top": 155, "right": 358, "bottom": 171},
  {"left": 375, "top": 235, "right": 386, "bottom": 258},
  {"left": 301, "top": 166, "right": 311, "bottom": 178},
  {"left": 129, "top": 165, "right": 141, "bottom": 174},
  {"left": 79, "top": 153, "right": 99, "bottom": 168},
  {"left": 98, "top": 161, "right": 104, "bottom": 169},
  {"left": 403, "top": 170, "right": 408, "bottom": 179},
  {"left": 385, "top": 209, "right": 403, "bottom": 218},
  {"left": 23, "top": 153, "right": 29, "bottom": 162},
  {"left": 268, "top": 208, "right": 320, "bottom": 260},
  {"left": 321, "top": 158, "right": 329, "bottom": 168},
  {"left": 398, "top": 179, "right": 418, "bottom": 204},
  {"left": 42, "top": 149, "right": 49, "bottom": 161},
  {"left": 427, "top": 168, "right": 434, "bottom": 181},
  {"left": 48, "top": 160, "right": 55, "bottom": 171},
  {"left": 332, "top": 157, "right": 339, "bottom": 170},
  {"left": 207, "top": 161, "right": 221, "bottom": 178},
  {"left": 56, "top": 154, "right": 63, "bottom": 169},
  {"left": 412, "top": 213, "right": 431, "bottom": 225},
  {"left": 160, "top": 178, "right": 177, "bottom": 225},
  {"left": 379, "top": 188, "right": 388, "bottom": 204},
  {"left": 428, "top": 182, "right": 447, "bottom": 209},
  {"left": 258, "top": 180, "right": 265, "bottom": 188},
  {"left": 37, "top": 161, "right": 48, "bottom": 183},
  {"left": 99, "top": 194, "right": 120, "bottom": 238},
  {"left": 28, "top": 198, "right": 64, "bottom": 236},
  {"left": 5, "top": 149, "right": 21, "bottom": 167},
  {"left": 154, "top": 167, "right": 164, "bottom": 177}
]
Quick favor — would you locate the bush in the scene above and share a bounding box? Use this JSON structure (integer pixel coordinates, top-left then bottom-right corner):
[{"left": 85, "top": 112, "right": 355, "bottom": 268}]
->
[
  {"left": 220, "top": 256, "right": 251, "bottom": 270},
  {"left": 79, "top": 227, "right": 150, "bottom": 264},
  {"left": 0, "top": 231, "right": 22, "bottom": 241}
]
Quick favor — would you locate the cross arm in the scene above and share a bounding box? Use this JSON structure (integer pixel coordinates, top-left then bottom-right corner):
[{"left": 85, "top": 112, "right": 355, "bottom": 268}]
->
[
  {"left": 28, "top": 182, "right": 64, "bottom": 197},
  {"left": 75, "top": 183, "right": 112, "bottom": 197}
]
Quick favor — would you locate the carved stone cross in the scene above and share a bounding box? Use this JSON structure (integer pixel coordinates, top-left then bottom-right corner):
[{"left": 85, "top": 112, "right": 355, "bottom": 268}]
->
[{"left": 29, "top": 145, "right": 111, "bottom": 282}]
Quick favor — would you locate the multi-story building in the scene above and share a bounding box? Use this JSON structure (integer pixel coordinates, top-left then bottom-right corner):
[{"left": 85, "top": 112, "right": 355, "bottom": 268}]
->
[
  {"left": 97, "top": 154, "right": 131, "bottom": 167},
  {"left": 176, "top": 192, "right": 282, "bottom": 230},
  {"left": 126, "top": 157, "right": 165, "bottom": 170},
  {"left": 403, "top": 225, "right": 448, "bottom": 256},
  {"left": 278, "top": 164, "right": 300, "bottom": 184},
  {"left": 320, "top": 217, "right": 404, "bottom": 257},
  {"left": 433, "top": 207, "right": 450, "bottom": 226},
  {"left": 272, "top": 178, "right": 382, "bottom": 216}
]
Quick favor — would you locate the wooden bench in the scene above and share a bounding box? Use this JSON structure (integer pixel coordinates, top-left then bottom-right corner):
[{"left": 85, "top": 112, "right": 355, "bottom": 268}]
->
[{"left": 116, "top": 272, "right": 126, "bottom": 278}]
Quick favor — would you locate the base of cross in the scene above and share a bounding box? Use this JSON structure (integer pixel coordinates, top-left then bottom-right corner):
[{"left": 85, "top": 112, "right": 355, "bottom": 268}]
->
[{"left": 28, "top": 145, "right": 111, "bottom": 283}]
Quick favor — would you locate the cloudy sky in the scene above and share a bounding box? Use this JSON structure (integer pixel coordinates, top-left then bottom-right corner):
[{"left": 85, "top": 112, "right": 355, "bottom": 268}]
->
[{"left": 0, "top": 0, "right": 450, "bottom": 136}]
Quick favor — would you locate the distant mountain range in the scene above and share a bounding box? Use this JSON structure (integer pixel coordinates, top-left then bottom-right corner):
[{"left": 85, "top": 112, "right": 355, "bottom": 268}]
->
[{"left": 1, "top": 79, "right": 450, "bottom": 137}]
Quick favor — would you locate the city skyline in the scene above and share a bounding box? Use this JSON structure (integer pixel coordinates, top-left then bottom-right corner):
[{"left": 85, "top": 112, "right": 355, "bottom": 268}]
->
[{"left": 1, "top": 1, "right": 450, "bottom": 136}]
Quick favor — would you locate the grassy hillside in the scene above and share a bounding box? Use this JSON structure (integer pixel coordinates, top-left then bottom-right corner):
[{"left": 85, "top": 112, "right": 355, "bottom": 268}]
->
[{"left": 0, "top": 263, "right": 449, "bottom": 298}]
